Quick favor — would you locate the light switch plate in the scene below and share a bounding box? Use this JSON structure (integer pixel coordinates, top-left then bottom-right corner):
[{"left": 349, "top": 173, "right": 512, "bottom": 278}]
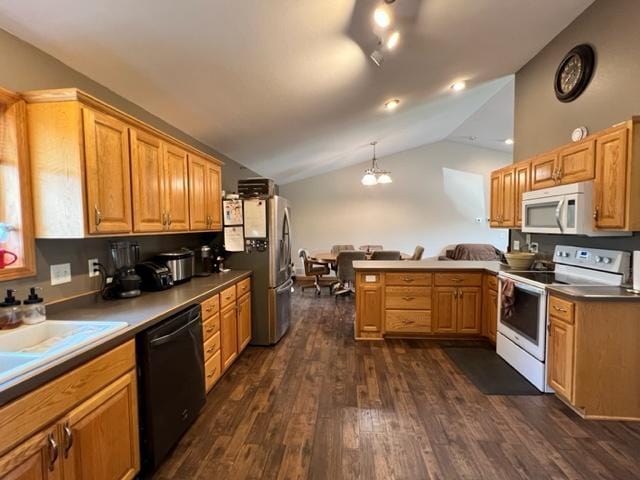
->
[
  {"left": 513, "top": 240, "right": 520, "bottom": 251},
  {"left": 51, "top": 263, "right": 72, "bottom": 285},
  {"left": 88, "top": 258, "right": 100, "bottom": 278}
]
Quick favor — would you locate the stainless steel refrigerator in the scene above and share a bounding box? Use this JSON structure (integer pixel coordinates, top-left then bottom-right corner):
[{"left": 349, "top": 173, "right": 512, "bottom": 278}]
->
[{"left": 226, "top": 196, "right": 293, "bottom": 345}]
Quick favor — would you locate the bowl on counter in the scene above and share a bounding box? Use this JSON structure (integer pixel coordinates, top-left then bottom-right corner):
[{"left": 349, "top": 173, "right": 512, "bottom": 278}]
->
[{"left": 504, "top": 252, "right": 536, "bottom": 269}]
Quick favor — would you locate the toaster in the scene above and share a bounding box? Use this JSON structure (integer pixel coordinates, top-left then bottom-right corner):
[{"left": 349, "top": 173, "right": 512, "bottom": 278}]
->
[{"left": 135, "top": 262, "right": 174, "bottom": 291}]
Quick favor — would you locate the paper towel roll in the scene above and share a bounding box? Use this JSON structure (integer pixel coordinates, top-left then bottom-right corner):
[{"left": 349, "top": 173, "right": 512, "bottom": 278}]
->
[{"left": 634, "top": 251, "right": 640, "bottom": 291}]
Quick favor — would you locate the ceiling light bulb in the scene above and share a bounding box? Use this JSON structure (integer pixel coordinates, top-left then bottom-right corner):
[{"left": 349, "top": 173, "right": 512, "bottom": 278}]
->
[
  {"left": 373, "top": 8, "right": 391, "bottom": 28},
  {"left": 450, "top": 81, "right": 466, "bottom": 91},
  {"left": 384, "top": 98, "right": 400, "bottom": 110},
  {"left": 377, "top": 173, "right": 393, "bottom": 184},
  {"left": 505, "top": 138, "right": 514, "bottom": 145},
  {"left": 386, "top": 31, "right": 400, "bottom": 50},
  {"left": 362, "top": 172, "right": 378, "bottom": 186}
]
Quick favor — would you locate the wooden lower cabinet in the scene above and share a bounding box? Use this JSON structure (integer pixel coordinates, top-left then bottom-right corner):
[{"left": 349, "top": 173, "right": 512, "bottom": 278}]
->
[
  {"left": 457, "top": 287, "right": 482, "bottom": 334},
  {"left": 0, "top": 341, "right": 139, "bottom": 480},
  {"left": 547, "top": 316, "right": 575, "bottom": 401},
  {"left": 433, "top": 287, "right": 457, "bottom": 333},
  {"left": 237, "top": 292, "right": 252, "bottom": 352},
  {"left": 220, "top": 303, "right": 239, "bottom": 371},
  {"left": 0, "top": 427, "right": 62, "bottom": 480},
  {"left": 61, "top": 371, "right": 139, "bottom": 480},
  {"left": 483, "top": 274, "right": 499, "bottom": 343}
]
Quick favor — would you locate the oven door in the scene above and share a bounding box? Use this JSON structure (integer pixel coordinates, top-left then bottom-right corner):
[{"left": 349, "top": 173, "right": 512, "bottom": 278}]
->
[
  {"left": 497, "top": 278, "right": 547, "bottom": 361},
  {"left": 522, "top": 193, "right": 579, "bottom": 234}
]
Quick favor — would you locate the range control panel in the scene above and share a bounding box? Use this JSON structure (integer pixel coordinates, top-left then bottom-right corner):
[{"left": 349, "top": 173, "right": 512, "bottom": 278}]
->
[{"left": 554, "top": 245, "right": 630, "bottom": 276}]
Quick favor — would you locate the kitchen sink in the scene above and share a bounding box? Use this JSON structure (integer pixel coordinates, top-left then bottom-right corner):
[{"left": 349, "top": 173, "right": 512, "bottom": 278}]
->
[{"left": 0, "top": 320, "right": 128, "bottom": 386}]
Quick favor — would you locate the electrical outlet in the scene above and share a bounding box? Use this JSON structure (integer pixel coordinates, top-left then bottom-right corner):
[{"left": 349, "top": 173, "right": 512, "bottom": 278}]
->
[
  {"left": 51, "top": 263, "right": 72, "bottom": 285},
  {"left": 88, "top": 258, "right": 100, "bottom": 278},
  {"left": 529, "top": 242, "right": 539, "bottom": 254},
  {"left": 513, "top": 240, "right": 520, "bottom": 251}
]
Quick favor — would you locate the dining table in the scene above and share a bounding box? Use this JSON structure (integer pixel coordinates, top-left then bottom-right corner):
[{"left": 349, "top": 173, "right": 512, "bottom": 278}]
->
[{"left": 310, "top": 251, "right": 412, "bottom": 264}]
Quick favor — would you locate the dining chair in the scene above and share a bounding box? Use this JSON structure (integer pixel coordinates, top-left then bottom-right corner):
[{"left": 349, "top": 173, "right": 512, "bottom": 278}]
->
[
  {"left": 334, "top": 250, "right": 366, "bottom": 299},
  {"left": 411, "top": 245, "right": 425, "bottom": 260},
  {"left": 331, "top": 244, "right": 355, "bottom": 255},
  {"left": 298, "top": 249, "right": 337, "bottom": 295},
  {"left": 370, "top": 250, "right": 401, "bottom": 260}
]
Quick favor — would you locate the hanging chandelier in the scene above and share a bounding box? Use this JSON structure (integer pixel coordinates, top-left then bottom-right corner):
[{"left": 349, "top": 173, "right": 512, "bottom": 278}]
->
[{"left": 361, "top": 141, "right": 392, "bottom": 186}]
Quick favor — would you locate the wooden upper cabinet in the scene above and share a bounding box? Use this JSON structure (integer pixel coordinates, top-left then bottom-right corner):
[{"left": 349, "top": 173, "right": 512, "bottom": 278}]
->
[
  {"left": 557, "top": 139, "right": 595, "bottom": 184},
  {"left": 489, "top": 171, "right": 502, "bottom": 227},
  {"left": 188, "top": 154, "right": 209, "bottom": 230},
  {"left": 206, "top": 161, "right": 222, "bottom": 231},
  {"left": 514, "top": 161, "right": 531, "bottom": 227},
  {"left": 500, "top": 167, "right": 516, "bottom": 227},
  {"left": 25, "top": 88, "right": 224, "bottom": 238},
  {"left": 594, "top": 127, "right": 628, "bottom": 229},
  {"left": 130, "top": 129, "right": 165, "bottom": 233},
  {"left": 189, "top": 154, "right": 223, "bottom": 231},
  {"left": 61, "top": 371, "right": 139, "bottom": 480},
  {"left": 83, "top": 108, "right": 132, "bottom": 234},
  {"left": 0, "top": 89, "right": 36, "bottom": 281},
  {"left": 530, "top": 152, "right": 558, "bottom": 190},
  {"left": 163, "top": 143, "right": 190, "bottom": 231}
]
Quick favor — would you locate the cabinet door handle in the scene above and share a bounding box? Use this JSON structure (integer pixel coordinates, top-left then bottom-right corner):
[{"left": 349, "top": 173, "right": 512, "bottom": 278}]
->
[
  {"left": 402, "top": 296, "right": 415, "bottom": 301},
  {"left": 162, "top": 211, "right": 167, "bottom": 227},
  {"left": 48, "top": 433, "right": 59, "bottom": 471},
  {"left": 402, "top": 319, "right": 412, "bottom": 325},
  {"left": 402, "top": 277, "right": 414, "bottom": 283},
  {"left": 453, "top": 290, "right": 458, "bottom": 299},
  {"left": 63, "top": 422, "right": 73, "bottom": 458},
  {"left": 552, "top": 305, "right": 567, "bottom": 313},
  {"left": 593, "top": 208, "right": 599, "bottom": 221},
  {"left": 459, "top": 289, "right": 463, "bottom": 298},
  {"left": 94, "top": 205, "right": 102, "bottom": 228},
  {"left": 167, "top": 213, "right": 172, "bottom": 226},
  {"left": 451, "top": 277, "right": 463, "bottom": 283},
  {"left": 207, "top": 370, "right": 217, "bottom": 379},
  {"left": 206, "top": 346, "right": 216, "bottom": 354}
]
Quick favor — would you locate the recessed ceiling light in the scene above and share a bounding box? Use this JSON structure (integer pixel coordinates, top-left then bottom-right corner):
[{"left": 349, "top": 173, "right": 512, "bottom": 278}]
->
[
  {"left": 450, "top": 81, "right": 466, "bottom": 91},
  {"left": 384, "top": 98, "right": 400, "bottom": 110},
  {"left": 374, "top": 8, "right": 391, "bottom": 28},
  {"left": 386, "top": 31, "right": 400, "bottom": 50},
  {"left": 505, "top": 138, "right": 514, "bottom": 145}
]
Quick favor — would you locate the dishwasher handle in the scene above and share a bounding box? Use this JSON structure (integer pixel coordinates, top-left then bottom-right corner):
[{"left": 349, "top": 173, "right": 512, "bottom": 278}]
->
[{"left": 150, "top": 315, "right": 201, "bottom": 347}]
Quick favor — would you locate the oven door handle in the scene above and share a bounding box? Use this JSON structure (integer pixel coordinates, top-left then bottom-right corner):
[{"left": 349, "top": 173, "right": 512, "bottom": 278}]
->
[
  {"left": 499, "top": 276, "right": 545, "bottom": 296},
  {"left": 555, "top": 198, "right": 565, "bottom": 233}
]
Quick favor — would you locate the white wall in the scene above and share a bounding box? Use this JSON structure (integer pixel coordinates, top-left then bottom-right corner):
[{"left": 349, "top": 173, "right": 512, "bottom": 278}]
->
[{"left": 280, "top": 140, "right": 511, "bottom": 272}]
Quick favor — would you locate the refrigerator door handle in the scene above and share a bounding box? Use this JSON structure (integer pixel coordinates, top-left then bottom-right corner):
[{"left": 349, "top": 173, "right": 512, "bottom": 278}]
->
[{"left": 276, "top": 278, "right": 294, "bottom": 293}]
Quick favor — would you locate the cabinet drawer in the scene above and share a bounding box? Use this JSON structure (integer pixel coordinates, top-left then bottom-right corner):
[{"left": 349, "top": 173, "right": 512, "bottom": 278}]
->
[
  {"left": 385, "top": 272, "right": 431, "bottom": 286},
  {"left": 549, "top": 296, "right": 575, "bottom": 324},
  {"left": 385, "top": 310, "right": 431, "bottom": 333},
  {"left": 205, "top": 350, "right": 221, "bottom": 392},
  {"left": 202, "top": 313, "right": 220, "bottom": 341},
  {"left": 204, "top": 331, "right": 220, "bottom": 361},
  {"left": 236, "top": 277, "right": 251, "bottom": 297},
  {"left": 201, "top": 294, "right": 219, "bottom": 320},
  {"left": 220, "top": 286, "right": 237, "bottom": 309},
  {"left": 434, "top": 272, "right": 482, "bottom": 286},
  {"left": 385, "top": 286, "right": 431, "bottom": 310},
  {"left": 486, "top": 274, "right": 498, "bottom": 292}
]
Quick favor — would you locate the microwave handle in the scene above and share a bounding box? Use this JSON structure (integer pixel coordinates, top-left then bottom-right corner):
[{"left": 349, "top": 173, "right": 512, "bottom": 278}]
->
[{"left": 555, "top": 198, "right": 565, "bottom": 233}]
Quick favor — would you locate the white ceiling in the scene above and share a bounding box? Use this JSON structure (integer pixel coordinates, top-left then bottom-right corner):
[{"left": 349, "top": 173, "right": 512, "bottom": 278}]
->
[{"left": 0, "top": 0, "right": 594, "bottom": 184}]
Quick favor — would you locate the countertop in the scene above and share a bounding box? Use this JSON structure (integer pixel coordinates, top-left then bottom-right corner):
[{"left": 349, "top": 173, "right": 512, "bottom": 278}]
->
[
  {"left": 0, "top": 270, "right": 251, "bottom": 406},
  {"left": 546, "top": 285, "right": 640, "bottom": 301},
  {"left": 353, "top": 259, "right": 512, "bottom": 274}
]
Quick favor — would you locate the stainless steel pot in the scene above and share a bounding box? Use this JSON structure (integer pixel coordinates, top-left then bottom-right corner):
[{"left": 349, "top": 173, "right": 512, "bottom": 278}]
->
[{"left": 156, "top": 249, "right": 195, "bottom": 283}]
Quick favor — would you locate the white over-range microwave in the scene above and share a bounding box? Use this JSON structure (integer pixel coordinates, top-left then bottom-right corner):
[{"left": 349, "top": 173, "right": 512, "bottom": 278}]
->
[{"left": 521, "top": 181, "right": 627, "bottom": 236}]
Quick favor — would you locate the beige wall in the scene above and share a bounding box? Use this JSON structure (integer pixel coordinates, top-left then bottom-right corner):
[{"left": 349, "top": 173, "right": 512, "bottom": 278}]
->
[
  {"left": 280, "top": 140, "right": 512, "bottom": 272},
  {"left": 0, "top": 28, "right": 257, "bottom": 302},
  {"left": 514, "top": 0, "right": 640, "bottom": 161}
]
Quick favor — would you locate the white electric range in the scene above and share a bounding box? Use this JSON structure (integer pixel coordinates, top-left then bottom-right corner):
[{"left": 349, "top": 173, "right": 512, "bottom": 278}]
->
[{"left": 496, "top": 245, "right": 631, "bottom": 392}]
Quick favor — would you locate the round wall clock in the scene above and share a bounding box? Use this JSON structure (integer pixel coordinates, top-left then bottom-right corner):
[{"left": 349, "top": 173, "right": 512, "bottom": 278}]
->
[{"left": 554, "top": 44, "right": 595, "bottom": 103}]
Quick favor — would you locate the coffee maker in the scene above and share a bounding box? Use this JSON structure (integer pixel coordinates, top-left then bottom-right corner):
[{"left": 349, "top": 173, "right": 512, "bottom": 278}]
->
[{"left": 109, "top": 241, "right": 142, "bottom": 298}]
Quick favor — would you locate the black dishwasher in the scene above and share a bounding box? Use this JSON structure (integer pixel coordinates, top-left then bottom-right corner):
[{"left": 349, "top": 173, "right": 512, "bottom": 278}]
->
[{"left": 137, "top": 304, "right": 206, "bottom": 474}]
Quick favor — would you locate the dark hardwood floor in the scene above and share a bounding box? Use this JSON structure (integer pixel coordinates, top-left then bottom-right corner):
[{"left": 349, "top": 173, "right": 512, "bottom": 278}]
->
[{"left": 154, "top": 288, "right": 640, "bottom": 480}]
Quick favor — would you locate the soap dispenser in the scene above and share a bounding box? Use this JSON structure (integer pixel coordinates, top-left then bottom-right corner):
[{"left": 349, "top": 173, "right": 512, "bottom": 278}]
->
[
  {"left": 0, "top": 289, "right": 22, "bottom": 329},
  {"left": 23, "top": 287, "right": 46, "bottom": 325}
]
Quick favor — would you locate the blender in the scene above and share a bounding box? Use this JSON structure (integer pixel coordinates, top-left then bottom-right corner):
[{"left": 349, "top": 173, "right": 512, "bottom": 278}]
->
[{"left": 110, "top": 241, "right": 142, "bottom": 298}]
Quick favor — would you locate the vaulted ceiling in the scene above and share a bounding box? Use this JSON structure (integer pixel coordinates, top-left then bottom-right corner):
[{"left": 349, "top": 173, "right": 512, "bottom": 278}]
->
[{"left": 0, "top": 0, "right": 593, "bottom": 183}]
